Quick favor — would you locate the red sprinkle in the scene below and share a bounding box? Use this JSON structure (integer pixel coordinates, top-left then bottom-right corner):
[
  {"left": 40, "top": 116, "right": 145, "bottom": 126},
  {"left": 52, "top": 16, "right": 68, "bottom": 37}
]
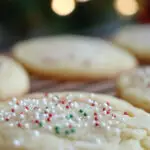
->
[
  {"left": 103, "top": 108, "right": 106, "bottom": 111},
  {"left": 91, "top": 103, "right": 95, "bottom": 107},
  {"left": 47, "top": 118, "right": 51, "bottom": 122},
  {"left": 44, "top": 93, "right": 48, "bottom": 97},
  {"left": 60, "top": 97, "right": 66, "bottom": 104},
  {"left": 94, "top": 112, "right": 97, "bottom": 116},
  {"left": 112, "top": 114, "right": 116, "bottom": 118},
  {"left": 25, "top": 106, "right": 29, "bottom": 110},
  {"left": 20, "top": 112, "right": 24, "bottom": 114},
  {"left": 95, "top": 122, "right": 99, "bottom": 127},
  {"left": 69, "top": 124, "right": 72, "bottom": 128},
  {"left": 66, "top": 105, "right": 70, "bottom": 109},
  {"left": 124, "top": 112, "right": 128, "bottom": 115},
  {"left": 106, "top": 101, "right": 110, "bottom": 106},
  {"left": 5, "top": 118, "right": 9, "bottom": 121},
  {"left": 107, "top": 110, "right": 110, "bottom": 114},
  {"left": 49, "top": 113, "right": 53, "bottom": 117},
  {"left": 94, "top": 117, "right": 98, "bottom": 121},
  {"left": 17, "top": 123, "right": 22, "bottom": 128},
  {"left": 11, "top": 108, "right": 15, "bottom": 113},
  {"left": 61, "top": 100, "right": 65, "bottom": 104},
  {"left": 35, "top": 120, "right": 39, "bottom": 124}
]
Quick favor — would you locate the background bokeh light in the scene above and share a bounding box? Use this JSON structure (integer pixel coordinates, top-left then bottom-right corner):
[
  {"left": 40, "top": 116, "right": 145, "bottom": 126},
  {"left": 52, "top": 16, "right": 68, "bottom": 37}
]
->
[
  {"left": 51, "top": 0, "right": 76, "bottom": 16},
  {"left": 114, "top": 0, "right": 139, "bottom": 16}
]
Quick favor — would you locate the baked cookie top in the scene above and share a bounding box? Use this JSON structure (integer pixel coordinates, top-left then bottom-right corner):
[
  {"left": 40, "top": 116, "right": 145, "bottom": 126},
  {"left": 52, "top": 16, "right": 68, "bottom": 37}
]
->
[
  {"left": 0, "top": 55, "right": 29, "bottom": 100},
  {"left": 116, "top": 67, "right": 150, "bottom": 111},
  {"left": 117, "top": 67, "right": 150, "bottom": 89},
  {"left": 12, "top": 36, "right": 137, "bottom": 79},
  {"left": 0, "top": 92, "right": 149, "bottom": 150},
  {"left": 113, "top": 25, "right": 150, "bottom": 50}
]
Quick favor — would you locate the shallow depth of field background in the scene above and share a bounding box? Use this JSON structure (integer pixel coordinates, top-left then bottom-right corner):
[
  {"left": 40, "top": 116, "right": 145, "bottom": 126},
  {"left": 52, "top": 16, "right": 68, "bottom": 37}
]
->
[{"left": 0, "top": 0, "right": 149, "bottom": 50}]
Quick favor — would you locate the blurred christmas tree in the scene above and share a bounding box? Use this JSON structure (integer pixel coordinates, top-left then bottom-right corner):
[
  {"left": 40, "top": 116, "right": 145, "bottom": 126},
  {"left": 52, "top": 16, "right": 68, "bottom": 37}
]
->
[{"left": 0, "top": 0, "right": 140, "bottom": 49}]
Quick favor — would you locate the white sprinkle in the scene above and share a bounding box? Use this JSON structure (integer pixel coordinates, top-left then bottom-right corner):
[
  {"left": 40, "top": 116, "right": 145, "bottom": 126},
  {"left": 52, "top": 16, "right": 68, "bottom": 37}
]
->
[
  {"left": 13, "top": 140, "right": 21, "bottom": 146},
  {"left": 42, "top": 98, "right": 47, "bottom": 105},
  {"left": 109, "top": 106, "right": 112, "bottom": 110},
  {"left": 48, "top": 125, "right": 52, "bottom": 131},
  {"left": 12, "top": 113, "right": 16, "bottom": 117},
  {"left": 12, "top": 97, "right": 17, "bottom": 103},
  {"left": 20, "top": 114, "right": 24, "bottom": 119},
  {"left": 106, "top": 126, "right": 110, "bottom": 131},
  {"left": 114, "top": 128, "right": 120, "bottom": 135},
  {"left": 0, "top": 117, "right": 4, "bottom": 121},
  {"left": 33, "top": 130, "right": 40, "bottom": 137},
  {"left": 24, "top": 123, "right": 30, "bottom": 129},
  {"left": 103, "top": 103, "right": 108, "bottom": 107},
  {"left": 8, "top": 101, "right": 13, "bottom": 106},
  {"left": 101, "top": 122, "right": 106, "bottom": 127},
  {"left": 9, "top": 123, "right": 14, "bottom": 127},
  {"left": 84, "top": 123, "right": 88, "bottom": 127},
  {"left": 13, "top": 105, "right": 18, "bottom": 109}
]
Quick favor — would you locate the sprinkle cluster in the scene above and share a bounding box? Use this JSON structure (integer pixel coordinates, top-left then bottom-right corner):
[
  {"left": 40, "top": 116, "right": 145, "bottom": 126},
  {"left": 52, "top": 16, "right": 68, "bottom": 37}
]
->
[{"left": 0, "top": 94, "right": 127, "bottom": 137}]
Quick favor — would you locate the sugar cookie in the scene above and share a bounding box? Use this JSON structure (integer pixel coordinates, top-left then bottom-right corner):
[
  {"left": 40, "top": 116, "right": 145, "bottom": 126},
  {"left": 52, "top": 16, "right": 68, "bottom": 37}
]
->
[
  {"left": 0, "top": 92, "right": 149, "bottom": 150},
  {"left": 113, "top": 25, "right": 150, "bottom": 63},
  {"left": 0, "top": 55, "right": 30, "bottom": 100},
  {"left": 12, "top": 35, "right": 137, "bottom": 80},
  {"left": 117, "top": 67, "right": 150, "bottom": 112}
]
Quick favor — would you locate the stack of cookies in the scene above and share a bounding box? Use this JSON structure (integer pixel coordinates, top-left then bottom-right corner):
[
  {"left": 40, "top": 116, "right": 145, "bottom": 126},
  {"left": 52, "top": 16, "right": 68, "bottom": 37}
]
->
[
  {"left": 0, "top": 32, "right": 150, "bottom": 150},
  {"left": 113, "top": 24, "right": 150, "bottom": 113}
]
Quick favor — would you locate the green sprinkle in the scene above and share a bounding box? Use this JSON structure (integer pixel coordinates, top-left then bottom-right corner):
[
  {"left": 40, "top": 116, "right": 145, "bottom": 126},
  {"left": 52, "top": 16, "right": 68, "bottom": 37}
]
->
[
  {"left": 39, "top": 122, "right": 43, "bottom": 127},
  {"left": 79, "top": 109, "right": 83, "bottom": 113},
  {"left": 55, "top": 126, "right": 60, "bottom": 130},
  {"left": 65, "top": 130, "right": 69, "bottom": 135},
  {"left": 55, "top": 126, "right": 60, "bottom": 134},
  {"left": 66, "top": 114, "right": 73, "bottom": 119},
  {"left": 69, "top": 114, "right": 73, "bottom": 118},
  {"left": 101, "top": 122, "right": 106, "bottom": 127},
  {"left": 83, "top": 112, "right": 87, "bottom": 116},
  {"left": 70, "top": 128, "right": 76, "bottom": 133}
]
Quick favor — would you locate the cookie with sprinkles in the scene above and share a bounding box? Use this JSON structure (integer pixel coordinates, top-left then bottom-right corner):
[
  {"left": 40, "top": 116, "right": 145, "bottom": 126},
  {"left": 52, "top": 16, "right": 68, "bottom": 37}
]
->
[
  {"left": 0, "top": 92, "right": 149, "bottom": 150},
  {"left": 0, "top": 55, "right": 30, "bottom": 100},
  {"left": 12, "top": 35, "right": 137, "bottom": 80},
  {"left": 117, "top": 67, "right": 150, "bottom": 112}
]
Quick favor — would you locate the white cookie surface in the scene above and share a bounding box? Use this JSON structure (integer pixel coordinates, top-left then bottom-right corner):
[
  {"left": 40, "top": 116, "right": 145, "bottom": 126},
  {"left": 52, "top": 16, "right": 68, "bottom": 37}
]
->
[
  {"left": 12, "top": 36, "right": 137, "bottom": 80},
  {"left": 0, "top": 56, "right": 30, "bottom": 100},
  {"left": 113, "top": 25, "right": 150, "bottom": 61},
  {"left": 0, "top": 92, "right": 149, "bottom": 150},
  {"left": 117, "top": 67, "right": 150, "bottom": 112}
]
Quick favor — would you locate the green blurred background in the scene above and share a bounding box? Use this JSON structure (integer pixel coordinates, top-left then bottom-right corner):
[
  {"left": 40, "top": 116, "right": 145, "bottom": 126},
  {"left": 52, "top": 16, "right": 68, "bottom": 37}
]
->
[{"left": 0, "top": 0, "right": 148, "bottom": 49}]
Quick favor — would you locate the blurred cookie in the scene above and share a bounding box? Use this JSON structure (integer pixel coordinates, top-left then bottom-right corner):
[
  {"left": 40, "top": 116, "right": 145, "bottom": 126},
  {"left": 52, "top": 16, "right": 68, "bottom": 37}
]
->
[
  {"left": 117, "top": 67, "right": 150, "bottom": 112},
  {"left": 0, "top": 55, "right": 30, "bottom": 100},
  {"left": 12, "top": 35, "right": 137, "bottom": 81},
  {"left": 113, "top": 25, "right": 150, "bottom": 63},
  {"left": 0, "top": 92, "right": 149, "bottom": 150}
]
